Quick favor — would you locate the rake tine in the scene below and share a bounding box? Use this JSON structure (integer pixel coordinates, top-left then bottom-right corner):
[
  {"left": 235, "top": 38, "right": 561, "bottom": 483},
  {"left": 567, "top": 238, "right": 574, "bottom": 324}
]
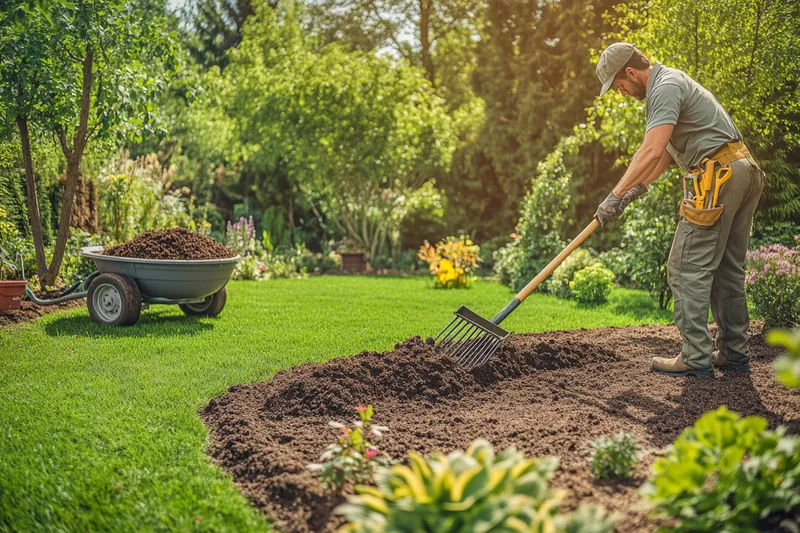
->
[
  {"left": 444, "top": 324, "right": 477, "bottom": 354},
  {"left": 455, "top": 331, "right": 490, "bottom": 365},
  {"left": 434, "top": 316, "right": 459, "bottom": 343},
  {"left": 472, "top": 340, "right": 503, "bottom": 367},
  {"left": 439, "top": 320, "right": 470, "bottom": 349},
  {"left": 449, "top": 326, "right": 482, "bottom": 356},
  {"left": 460, "top": 334, "right": 497, "bottom": 367}
]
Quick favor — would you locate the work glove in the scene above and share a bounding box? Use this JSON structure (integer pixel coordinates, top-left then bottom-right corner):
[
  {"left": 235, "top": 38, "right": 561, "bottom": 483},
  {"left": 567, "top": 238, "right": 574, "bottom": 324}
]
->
[
  {"left": 619, "top": 183, "right": 648, "bottom": 211},
  {"left": 594, "top": 191, "right": 624, "bottom": 227}
]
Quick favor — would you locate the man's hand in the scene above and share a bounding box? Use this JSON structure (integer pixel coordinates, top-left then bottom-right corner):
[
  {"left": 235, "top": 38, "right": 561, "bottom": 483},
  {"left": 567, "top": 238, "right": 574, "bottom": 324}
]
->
[
  {"left": 619, "top": 183, "right": 648, "bottom": 211},
  {"left": 594, "top": 191, "right": 624, "bottom": 226}
]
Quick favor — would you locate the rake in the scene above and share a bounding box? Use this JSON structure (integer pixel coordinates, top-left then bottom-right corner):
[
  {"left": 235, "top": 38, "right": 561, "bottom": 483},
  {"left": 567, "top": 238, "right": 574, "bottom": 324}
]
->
[{"left": 436, "top": 219, "right": 600, "bottom": 367}]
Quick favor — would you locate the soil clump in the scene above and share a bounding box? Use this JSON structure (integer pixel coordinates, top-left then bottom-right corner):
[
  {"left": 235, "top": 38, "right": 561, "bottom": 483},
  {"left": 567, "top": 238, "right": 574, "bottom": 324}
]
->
[
  {"left": 0, "top": 293, "right": 85, "bottom": 330},
  {"left": 202, "top": 324, "right": 800, "bottom": 533},
  {"left": 103, "top": 228, "right": 236, "bottom": 260}
]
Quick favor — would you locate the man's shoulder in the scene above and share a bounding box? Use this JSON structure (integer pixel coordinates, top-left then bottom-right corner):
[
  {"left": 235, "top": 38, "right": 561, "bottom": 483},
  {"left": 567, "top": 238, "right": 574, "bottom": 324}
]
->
[{"left": 652, "top": 64, "right": 687, "bottom": 90}]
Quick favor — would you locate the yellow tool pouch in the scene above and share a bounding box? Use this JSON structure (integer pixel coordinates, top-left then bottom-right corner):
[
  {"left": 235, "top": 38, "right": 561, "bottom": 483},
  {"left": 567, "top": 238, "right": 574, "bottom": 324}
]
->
[{"left": 679, "top": 141, "right": 750, "bottom": 227}]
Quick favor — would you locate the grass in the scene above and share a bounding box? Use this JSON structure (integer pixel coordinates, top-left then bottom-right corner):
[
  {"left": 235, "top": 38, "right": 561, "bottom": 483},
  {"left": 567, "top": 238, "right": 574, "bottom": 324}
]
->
[{"left": 0, "top": 276, "right": 671, "bottom": 532}]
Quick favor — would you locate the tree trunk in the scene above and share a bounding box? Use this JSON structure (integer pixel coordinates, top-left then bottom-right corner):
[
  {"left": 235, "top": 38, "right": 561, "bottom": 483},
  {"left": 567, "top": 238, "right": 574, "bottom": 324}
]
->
[
  {"left": 44, "top": 47, "right": 94, "bottom": 287},
  {"left": 419, "top": 0, "right": 436, "bottom": 87},
  {"left": 16, "top": 115, "right": 49, "bottom": 277}
]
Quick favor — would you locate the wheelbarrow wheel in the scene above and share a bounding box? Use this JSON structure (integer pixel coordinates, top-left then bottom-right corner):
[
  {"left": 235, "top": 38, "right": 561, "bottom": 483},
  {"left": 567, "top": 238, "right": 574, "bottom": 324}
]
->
[
  {"left": 87, "top": 273, "right": 142, "bottom": 326},
  {"left": 179, "top": 286, "right": 227, "bottom": 317}
]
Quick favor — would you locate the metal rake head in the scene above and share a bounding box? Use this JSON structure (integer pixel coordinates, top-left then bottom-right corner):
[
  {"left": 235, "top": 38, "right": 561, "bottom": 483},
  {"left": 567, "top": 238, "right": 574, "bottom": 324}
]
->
[{"left": 435, "top": 306, "right": 510, "bottom": 367}]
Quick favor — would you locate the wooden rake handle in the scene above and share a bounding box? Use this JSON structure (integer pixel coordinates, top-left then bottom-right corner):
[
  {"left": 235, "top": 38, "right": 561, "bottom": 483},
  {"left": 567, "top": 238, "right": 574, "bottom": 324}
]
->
[{"left": 516, "top": 218, "right": 601, "bottom": 302}]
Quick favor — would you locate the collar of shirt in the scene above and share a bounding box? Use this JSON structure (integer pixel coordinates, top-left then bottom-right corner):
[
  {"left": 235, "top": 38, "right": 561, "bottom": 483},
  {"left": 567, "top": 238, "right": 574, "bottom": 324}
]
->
[{"left": 646, "top": 61, "right": 664, "bottom": 101}]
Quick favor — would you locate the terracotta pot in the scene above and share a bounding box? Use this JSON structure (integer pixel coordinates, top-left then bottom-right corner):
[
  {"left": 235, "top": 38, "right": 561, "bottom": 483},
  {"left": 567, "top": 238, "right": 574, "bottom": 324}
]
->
[
  {"left": 0, "top": 280, "right": 28, "bottom": 312},
  {"left": 340, "top": 252, "right": 366, "bottom": 273}
]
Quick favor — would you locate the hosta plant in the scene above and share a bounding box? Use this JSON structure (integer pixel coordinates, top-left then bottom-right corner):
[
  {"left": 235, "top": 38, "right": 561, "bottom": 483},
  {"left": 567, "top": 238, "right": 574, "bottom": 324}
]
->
[
  {"left": 418, "top": 235, "right": 481, "bottom": 289},
  {"left": 590, "top": 433, "right": 638, "bottom": 479},
  {"left": 336, "top": 439, "right": 617, "bottom": 533},
  {"left": 307, "top": 405, "right": 392, "bottom": 494},
  {"left": 642, "top": 406, "right": 800, "bottom": 532}
]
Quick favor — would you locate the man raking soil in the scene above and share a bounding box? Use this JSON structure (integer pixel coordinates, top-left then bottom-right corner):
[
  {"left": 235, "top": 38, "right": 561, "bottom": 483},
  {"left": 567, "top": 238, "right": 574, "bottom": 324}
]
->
[{"left": 593, "top": 43, "right": 764, "bottom": 378}]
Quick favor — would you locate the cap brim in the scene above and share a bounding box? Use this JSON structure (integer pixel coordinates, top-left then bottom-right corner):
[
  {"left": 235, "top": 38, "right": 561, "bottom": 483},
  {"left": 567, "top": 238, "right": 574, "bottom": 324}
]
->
[{"left": 599, "top": 75, "right": 615, "bottom": 96}]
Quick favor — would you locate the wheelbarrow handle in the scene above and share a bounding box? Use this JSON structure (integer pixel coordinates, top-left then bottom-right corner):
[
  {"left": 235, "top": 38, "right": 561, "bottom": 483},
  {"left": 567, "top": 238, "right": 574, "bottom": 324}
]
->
[{"left": 515, "top": 219, "right": 601, "bottom": 302}]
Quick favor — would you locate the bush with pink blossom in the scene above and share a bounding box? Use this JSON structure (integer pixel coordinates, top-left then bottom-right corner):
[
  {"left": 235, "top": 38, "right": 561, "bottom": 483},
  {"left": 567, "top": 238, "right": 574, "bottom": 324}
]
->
[{"left": 745, "top": 236, "right": 800, "bottom": 329}]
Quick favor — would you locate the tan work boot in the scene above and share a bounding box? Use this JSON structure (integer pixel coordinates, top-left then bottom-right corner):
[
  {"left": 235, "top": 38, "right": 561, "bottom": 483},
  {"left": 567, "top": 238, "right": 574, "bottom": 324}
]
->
[
  {"left": 711, "top": 351, "right": 750, "bottom": 373},
  {"left": 651, "top": 355, "right": 714, "bottom": 378}
]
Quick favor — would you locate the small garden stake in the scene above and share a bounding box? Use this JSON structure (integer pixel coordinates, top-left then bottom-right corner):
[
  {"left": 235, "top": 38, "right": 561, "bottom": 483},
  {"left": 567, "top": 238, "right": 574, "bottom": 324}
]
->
[{"left": 436, "top": 219, "right": 600, "bottom": 367}]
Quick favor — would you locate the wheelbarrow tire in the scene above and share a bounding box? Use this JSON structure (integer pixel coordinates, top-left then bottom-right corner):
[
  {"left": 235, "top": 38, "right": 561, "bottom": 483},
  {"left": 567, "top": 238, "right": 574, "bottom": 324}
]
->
[
  {"left": 179, "top": 286, "right": 227, "bottom": 317},
  {"left": 87, "top": 273, "right": 142, "bottom": 326}
]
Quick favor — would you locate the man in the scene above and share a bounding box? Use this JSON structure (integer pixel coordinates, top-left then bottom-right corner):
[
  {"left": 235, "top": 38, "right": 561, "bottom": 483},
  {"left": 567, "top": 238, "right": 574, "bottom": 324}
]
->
[{"left": 593, "top": 42, "right": 764, "bottom": 378}]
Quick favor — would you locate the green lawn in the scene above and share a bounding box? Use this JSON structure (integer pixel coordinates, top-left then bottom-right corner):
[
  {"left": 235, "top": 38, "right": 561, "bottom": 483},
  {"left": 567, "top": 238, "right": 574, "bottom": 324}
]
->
[{"left": 0, "top": 277, "right": 671, "bottom": 532}]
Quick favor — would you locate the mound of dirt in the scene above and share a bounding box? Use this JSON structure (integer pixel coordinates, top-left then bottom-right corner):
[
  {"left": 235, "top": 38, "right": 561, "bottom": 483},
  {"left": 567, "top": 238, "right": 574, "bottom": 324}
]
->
[
  {"left": 0, "top": 297, "right": 85, "bottom": 330},
  {"left": 202, "top": 325, "right": 800, "bottom": 533},
  {"left": 102, "top": 228, "right": 236, "bottom": 260}
]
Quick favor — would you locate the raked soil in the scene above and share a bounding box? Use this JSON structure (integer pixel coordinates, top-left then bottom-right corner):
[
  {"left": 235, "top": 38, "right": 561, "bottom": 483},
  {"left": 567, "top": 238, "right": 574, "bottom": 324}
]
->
[{"left": 202, "top": 324, "right": 800, "bottom": 533}]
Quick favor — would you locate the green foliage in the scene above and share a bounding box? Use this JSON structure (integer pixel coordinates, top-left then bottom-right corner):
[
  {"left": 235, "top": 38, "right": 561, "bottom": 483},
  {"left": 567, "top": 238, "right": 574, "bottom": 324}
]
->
[
  {"left": 570, "top": 264, "right": 615, "bottom": 306},
  {"left": 643, "top": 407, "right": 800, "bottom": 533},
  {"left": 767, "top": 328, "right": 800, "bottom": 390},
  {"left": 751, "top": 221, "right": 800, "bottom": 249},
  {"left": 590, "top": 433, "right": 638, "bottom": 479},
  {"left": 60, "top": 229, "right": 114, "bottom": 285},
  {"left": 745, "top": 242, "right": 800, "bottom": 329},
  {"left": 551, "top": 249, "right": 600, "bottom": 299},
  {"left": 307, "top": 405, "right": 392, "bottom": 494},
  {"left": 98, "top": 153, "right": 192, "bottom": 242},
  {"left": 418, "top": 235, "right": 480, "bottom": 289},
  {"left": 228, "top": 2, "right": 456, "bottom": 260},
  {"left": 336, "top": 439, "right": 617, "bottom": 533}
]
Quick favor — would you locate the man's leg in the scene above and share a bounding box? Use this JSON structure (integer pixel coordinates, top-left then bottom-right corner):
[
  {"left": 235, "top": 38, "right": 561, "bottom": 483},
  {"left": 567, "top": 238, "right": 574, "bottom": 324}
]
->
[
  {"left": 711, "top": 158, "right": 764, "bottom": 368},
  {"left": 656, "top": 158, "right": 755, "bottom": 376}
]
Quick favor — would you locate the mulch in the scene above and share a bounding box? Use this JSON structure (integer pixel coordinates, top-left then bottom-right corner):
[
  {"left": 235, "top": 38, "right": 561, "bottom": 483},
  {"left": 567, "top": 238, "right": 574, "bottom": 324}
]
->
[
  {"left": 0, "top": 294, "right": 85, "bottom": 330},
  {"left": 103, "top": 228, "right": 236, "bottom": 260},
  {"left": 202, "top": 324, "right": 800, "bottom": 533}
]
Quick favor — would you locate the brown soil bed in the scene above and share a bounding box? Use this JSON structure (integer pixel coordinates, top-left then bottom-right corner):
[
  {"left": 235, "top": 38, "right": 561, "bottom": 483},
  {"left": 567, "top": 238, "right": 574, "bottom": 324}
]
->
[
  {"left": 103, "top": 228, "right": 236, "bottom": 260},
  {"left": 0, "top": 295, "right": 85, "bottom": 330},
  {"left": 202, "top": 324, "right": 800, "bottom": 533}
]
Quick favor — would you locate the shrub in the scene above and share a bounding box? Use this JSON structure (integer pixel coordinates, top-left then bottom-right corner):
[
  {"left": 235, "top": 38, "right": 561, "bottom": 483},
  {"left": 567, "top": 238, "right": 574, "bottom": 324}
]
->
[
  {"left": 61, "top": 229, "right": 115, "bottom": 284},
  {"left": 597, "top": 247, "right": 632, "bottom": 287},
  {"left": 307, "top": 405, "right": 392, "bottom": 494},
  {"left": 590, "top": 433, "right": 638, "bottom": 479},
  {"left": 477, "top": 234, "right": 511, "bottom": 272},
  {"left": 767, "top": 327, "right": 800, "bottom": 389},
  {"left": 418, "top": 235, "right": 480, "bottom": 289},
  {"left": 551, "top": 248, "right": 600, "bottom": 299},
  {"left": 569, "top": 264, "right": 615, "bottom": 305},
  {"left": 745, "top": 242, "right": 800, "bottom": 329},
  {"left": 642, "top": 407, "right": 800, "bottom": 532},
  {"left": 751, "top": 221, "right": 800, "bottom": 249},
  {"left": 336, "top": 439, "right": 617, "bottom": 533}
]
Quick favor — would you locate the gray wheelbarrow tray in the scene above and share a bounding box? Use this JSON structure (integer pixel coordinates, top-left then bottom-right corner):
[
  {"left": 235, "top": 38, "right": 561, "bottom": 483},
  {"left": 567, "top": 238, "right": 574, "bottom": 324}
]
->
[{"left": 26, "top": 246, "right": 240, "bottom": 326}]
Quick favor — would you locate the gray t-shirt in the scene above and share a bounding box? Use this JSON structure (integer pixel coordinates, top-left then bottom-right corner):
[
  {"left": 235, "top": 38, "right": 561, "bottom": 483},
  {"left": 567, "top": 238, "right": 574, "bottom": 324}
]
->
[{"left": 645, "top": 62, "right": 742, "bottom": 171}]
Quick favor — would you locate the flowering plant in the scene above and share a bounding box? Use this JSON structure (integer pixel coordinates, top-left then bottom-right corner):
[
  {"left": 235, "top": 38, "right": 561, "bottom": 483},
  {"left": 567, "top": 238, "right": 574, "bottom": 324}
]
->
[
  {"left": 417, "top": 235, "right": 481, "bottom": 289},
  {"left": 225, "top": 216, "right": 259, "bottom": 257},
  {"left": 745, "top": 238, "right": 800, "bottom": 329},
  {"left": 307, "top": 405, "right": 392, "bottom": 494}
]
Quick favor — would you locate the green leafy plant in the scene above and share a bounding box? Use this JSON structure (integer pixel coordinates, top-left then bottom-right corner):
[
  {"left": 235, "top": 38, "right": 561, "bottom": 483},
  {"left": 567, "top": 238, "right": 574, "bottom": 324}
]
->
[
  {"left": 551, "top": 248, "right": 600, "bottom": 299},
  {"left": 745, "top": 241, "right": 800, "bottom": 329},
  {"left": 643, "top": 406, "right": 800, "bottom": 532},
  {"left": 336, "top": 439, "right": 617, "bottom": 533},
  {"left": 767, "top": 327, "right": 800, "bottom": 389},
  {"left": 590, "top": 433, "right": 638, "bottom": 479},
  {"left": 307, "top": 405, "right": 392, "bottom": 494},
  {"left": 569, "top": 264, "right": 615, "bottom": 305}
]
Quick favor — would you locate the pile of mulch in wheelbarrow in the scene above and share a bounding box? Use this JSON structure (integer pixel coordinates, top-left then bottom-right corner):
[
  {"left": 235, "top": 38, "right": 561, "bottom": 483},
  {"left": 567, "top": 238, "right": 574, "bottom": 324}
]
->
[
  {"left": 103, "top": 228, "right": 236, "bottom": 260},
  {"left": 202, "top": 324, "right": 800, "bottom": 533}
]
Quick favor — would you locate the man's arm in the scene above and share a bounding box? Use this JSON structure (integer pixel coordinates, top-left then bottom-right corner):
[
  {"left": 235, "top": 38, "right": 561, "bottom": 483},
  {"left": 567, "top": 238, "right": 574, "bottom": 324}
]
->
[{"left": 612, "top": 124, "right": 674, "bottom": 195}]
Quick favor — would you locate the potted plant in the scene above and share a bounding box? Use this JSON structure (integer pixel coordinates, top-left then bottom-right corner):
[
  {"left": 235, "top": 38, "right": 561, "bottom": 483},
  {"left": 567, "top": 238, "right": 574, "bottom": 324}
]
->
[
  {"left": 0, "top": 248, "right": 27, "bottom": 312},
  {"left": 335, "top": 238, "right": 367, "bottom": 273}
]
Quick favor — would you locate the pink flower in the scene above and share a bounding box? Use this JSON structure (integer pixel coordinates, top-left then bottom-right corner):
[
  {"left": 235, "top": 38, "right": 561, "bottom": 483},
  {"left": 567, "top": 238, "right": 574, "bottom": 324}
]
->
[
  {"left": 510, "top": 233, "right": 519, "bottom": 240},
  {"left": 356, "top": 405, "right": 367, "bottom": 413},
  {"left": 365, "top": 449, "right": 378, "bottom": 459}
]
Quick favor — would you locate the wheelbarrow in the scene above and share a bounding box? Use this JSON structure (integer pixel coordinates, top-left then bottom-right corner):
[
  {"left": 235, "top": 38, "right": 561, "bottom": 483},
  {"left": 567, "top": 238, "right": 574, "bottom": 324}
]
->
[{"left": 25, "top": 246, "right": 241, "bottom": 326}]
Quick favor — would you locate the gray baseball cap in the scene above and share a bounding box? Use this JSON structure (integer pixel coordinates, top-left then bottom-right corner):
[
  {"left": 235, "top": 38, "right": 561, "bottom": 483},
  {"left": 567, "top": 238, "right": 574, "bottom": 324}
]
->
[{"left": 596, "top": 42, "right": 636, "bottom": 96}]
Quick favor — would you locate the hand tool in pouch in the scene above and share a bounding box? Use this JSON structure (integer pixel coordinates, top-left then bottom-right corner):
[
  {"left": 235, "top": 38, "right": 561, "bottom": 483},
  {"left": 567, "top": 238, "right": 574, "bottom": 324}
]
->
[{"left": 435, "top": 219, "right": 601, "bottom": 367}]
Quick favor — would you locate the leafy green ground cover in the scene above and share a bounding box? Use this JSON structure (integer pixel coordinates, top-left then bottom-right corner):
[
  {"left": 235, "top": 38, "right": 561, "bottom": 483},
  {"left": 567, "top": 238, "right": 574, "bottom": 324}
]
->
[{"left": 0, "top": 277, "right": 671, "bottom": 532}]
